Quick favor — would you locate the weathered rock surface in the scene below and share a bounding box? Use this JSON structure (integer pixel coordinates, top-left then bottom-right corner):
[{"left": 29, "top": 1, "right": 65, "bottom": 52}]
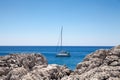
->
[
  {"left": 0, "top": 53, "right": 71, "bottom": 80},
  {"left": 21, "top": 64, "right": 71, "bottom": 80},
  {"left": 61, "top": 45, "right": 120, "bottom": 80},
  {"left": 0, "top": 45, "right": 120, "bottom": 80}
]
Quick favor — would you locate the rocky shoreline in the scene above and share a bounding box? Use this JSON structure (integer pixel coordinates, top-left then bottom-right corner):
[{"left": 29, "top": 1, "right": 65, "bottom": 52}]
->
[{"left": 0, "top": 45, "right": 120, "bottom": 80}]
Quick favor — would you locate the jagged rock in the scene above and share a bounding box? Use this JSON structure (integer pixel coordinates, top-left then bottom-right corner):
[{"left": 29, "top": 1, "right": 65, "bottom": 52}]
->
[
  {"left": 21, "top": 64, "right": 72, "bottom": 80},
  {"left": 0, "top": 53, "right": 47, "bottom": 69},
  {"left": 6, "top": 67, "right": 28, "bottom": 80},
  {"left": 61, "top": 45, "right": 120, "bottom": 80},
  {"left": 0, "top": 53, "right": 71, "bottom": 80},
  {"left": 0, "top": 45, "right": 120, "bottom": 80},
  {"left": 0, "top": 53, "right": 48, "bottom": 80},
  {"left": 0, "top": 67, "right": 9, "bottom": 76}
]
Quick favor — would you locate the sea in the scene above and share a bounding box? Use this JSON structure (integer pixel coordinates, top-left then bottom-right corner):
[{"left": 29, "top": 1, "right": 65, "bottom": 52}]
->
[{"left": 0, "top": 46, "right": 113, "bottom": 70}]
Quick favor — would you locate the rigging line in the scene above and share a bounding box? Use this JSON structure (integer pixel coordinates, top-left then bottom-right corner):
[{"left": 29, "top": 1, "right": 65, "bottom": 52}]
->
[{"left": 56, "top": 27, "right": 62, "bottom": 52}]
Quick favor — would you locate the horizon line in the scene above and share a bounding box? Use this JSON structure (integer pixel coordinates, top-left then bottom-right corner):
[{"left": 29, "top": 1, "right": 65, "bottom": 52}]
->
[{"left": 0, "top": 45, "right": 114, "bottom": 47}]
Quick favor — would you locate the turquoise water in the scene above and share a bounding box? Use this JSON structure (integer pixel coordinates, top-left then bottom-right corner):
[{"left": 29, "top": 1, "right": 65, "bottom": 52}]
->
[{"left": 0, "top": 46, "right": 112, "bottom": 69}]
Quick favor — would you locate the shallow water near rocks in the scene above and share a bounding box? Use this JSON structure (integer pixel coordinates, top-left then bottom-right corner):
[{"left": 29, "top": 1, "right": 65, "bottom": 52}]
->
[{"left": 0, "top": 46, "right": 112, "bottom": 70}]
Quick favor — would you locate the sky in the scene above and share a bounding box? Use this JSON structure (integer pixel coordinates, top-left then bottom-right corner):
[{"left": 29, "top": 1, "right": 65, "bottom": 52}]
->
[{"left": 0, "top": 0, "right": 120, "bottom": 46}]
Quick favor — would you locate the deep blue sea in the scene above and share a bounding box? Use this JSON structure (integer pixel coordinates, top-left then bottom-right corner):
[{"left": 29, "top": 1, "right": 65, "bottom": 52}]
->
[{"left": 0, "top": 46, "right": 113, "bottom": 70}]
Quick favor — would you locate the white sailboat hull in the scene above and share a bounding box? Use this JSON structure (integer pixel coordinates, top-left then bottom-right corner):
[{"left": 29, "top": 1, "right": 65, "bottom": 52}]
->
[{"left": 56, "top": 51, "right": 70, "bottom": 57}]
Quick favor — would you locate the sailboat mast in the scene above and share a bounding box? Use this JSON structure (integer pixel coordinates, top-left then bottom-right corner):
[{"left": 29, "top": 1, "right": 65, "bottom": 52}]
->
[{"left": 61, "top": 26, "right": 63, "bottom": 48}]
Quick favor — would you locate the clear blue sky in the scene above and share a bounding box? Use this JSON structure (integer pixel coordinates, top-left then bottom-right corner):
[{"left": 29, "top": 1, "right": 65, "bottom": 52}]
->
[{"left": 0, "top": 0, "right": 120, "bottom": 46}]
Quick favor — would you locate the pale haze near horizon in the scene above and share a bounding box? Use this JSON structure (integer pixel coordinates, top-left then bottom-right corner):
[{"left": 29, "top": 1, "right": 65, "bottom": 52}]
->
[{"left": 0, "top": 0, "right": 120, "bottom": 46}]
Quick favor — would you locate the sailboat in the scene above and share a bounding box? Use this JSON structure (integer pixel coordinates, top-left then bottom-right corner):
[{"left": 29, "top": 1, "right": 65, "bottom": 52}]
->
[{"left": 56, "top": 26, "right": 70, "bottom": 57}]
